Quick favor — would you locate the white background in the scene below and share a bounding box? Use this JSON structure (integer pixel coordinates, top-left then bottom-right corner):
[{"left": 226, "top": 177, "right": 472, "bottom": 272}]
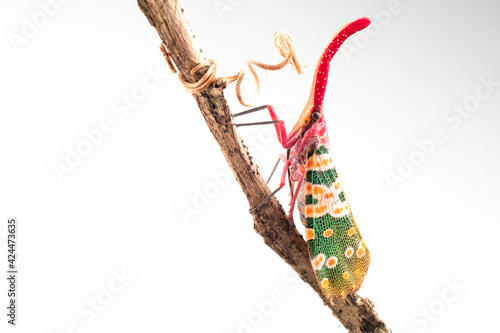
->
[{"left": 1, "top": 1, "right": 499, "bottom": 332}]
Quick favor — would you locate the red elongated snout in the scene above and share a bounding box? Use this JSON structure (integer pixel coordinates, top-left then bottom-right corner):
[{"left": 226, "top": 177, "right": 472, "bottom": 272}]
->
[{"left": 289, "top": 17, "right": 371, "bottom": 138}]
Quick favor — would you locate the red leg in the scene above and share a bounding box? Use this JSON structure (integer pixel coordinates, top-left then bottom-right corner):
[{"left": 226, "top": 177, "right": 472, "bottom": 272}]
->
[
  {"left": 286, "top": 166, "right": 305, "bottom": 231},
  {"left": 263, "top": 105, "right": 300, "bottom": 149},
  {"left": 278, "top": 158, "right": 291, "bottom": 188},
  {"left": 232, "top": 104, "right": 299, "bottom": 149}
]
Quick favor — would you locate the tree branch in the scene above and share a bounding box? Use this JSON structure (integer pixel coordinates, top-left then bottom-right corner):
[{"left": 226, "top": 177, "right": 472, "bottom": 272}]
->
[{"left": 137, "top": 1, "right": 390, "bottom": 332}]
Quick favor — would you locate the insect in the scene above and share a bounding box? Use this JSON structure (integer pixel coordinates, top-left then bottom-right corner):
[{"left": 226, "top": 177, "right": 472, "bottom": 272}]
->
[{"left": 233, "top": 17, "right": 372, "bottom": 299}]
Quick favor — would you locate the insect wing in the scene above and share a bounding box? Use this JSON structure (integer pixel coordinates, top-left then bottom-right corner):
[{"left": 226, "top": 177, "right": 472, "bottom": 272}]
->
[{"left": 303, "top": 144, "right": 370, "bottom": 298}]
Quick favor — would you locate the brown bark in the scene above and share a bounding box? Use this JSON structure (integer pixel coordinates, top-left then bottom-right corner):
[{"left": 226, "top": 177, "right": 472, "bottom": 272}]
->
[{"left": 137, "top": 1, "right": 390, "bottom": 332}]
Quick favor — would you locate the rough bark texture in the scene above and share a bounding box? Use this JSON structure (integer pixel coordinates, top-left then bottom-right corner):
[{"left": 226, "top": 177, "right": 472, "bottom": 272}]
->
[{"left": 137, "top": 1, "right": 390, "bottom": 332}]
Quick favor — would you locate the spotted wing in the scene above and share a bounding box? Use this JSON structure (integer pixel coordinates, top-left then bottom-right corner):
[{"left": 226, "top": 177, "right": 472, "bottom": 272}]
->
[{"left": 302, "top": 144, "right": 370, "bottom": 298}]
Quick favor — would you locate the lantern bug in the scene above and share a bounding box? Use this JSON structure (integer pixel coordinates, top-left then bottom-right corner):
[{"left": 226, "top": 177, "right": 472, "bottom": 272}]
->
[{"left": 232, "top": 17, "right": 372, "bottom": 299}]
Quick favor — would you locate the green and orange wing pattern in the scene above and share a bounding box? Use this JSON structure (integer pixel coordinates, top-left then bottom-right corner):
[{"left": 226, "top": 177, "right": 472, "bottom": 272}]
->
[{"left": 302, "top": 143, "right": 370, "bottom": 298}]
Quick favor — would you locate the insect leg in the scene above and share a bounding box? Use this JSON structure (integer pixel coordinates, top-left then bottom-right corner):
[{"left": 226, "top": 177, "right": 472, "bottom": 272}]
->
[
  {"left": 231, "top": 105, "right": 292, "bottom": 146},
  {"left": 266, "top": 157, "right": 281, "bottom": 183},
  {"left": 232, "top": 105, "right": 268, "bottom": 118},
  {"left": 266, "top": 153, "right": 288, "bottom": 183},
  {"left": 231, "top": 105, "right": 280, "bottom": 127},
  {"left": 248, "top": 187, "right": 282, "bottom": 214},
  {"left": 249, "top": 158, "right": 291, "bottom": 214},
  {"left": 232, "top": 120, "right": 279, "bottom": 127},
  {"left": 287, "top": 149, "right": 293, "bottom": 198},
  {"left": 286, "top": 166, "right": 305, "bottom": 231}
]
